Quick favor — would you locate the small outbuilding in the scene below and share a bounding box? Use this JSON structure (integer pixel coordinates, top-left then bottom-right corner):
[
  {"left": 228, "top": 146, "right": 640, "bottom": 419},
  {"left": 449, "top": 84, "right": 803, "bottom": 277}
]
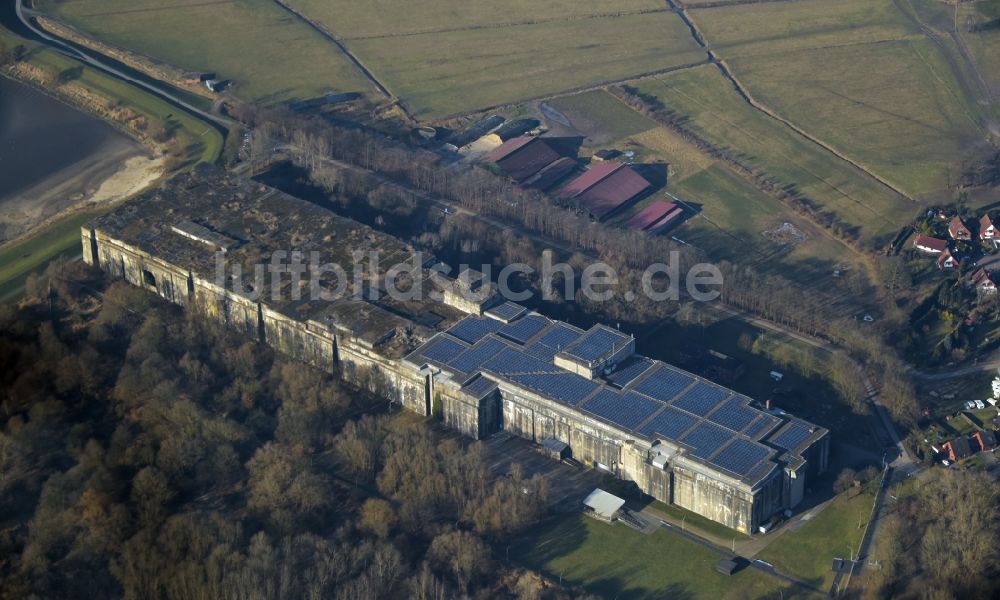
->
[
  {"left": 582, "top": 488, "right": 626, "bottom": 522},
  {"left": 539, "top": 438, "right": 570, "bottom": 461},
  {"left": 715, "top": 559, "right": 740, "bottom": 575}
]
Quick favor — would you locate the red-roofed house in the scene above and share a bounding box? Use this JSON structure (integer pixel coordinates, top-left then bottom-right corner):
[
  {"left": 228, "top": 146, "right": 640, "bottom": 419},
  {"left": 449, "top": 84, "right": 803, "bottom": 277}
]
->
[
  {"left": 941, "top": 437, "right": 973, "bottom": 461},
  {"left": 937, "top": 250, "right": 956, "bottom": 270},
  {"left": 981, "top": 215, "right": 996, "bottom": 241},
  {"left": 971, "top": 268, "right": 998, "bottom": 294},
  {"left": 557, "top": 163, "right": 652, "bottom": 220},
  {"left": 913, "top": 235, "right": 948, "bottom": 254},
  {"left": 972, "top": 430, "right": 996, "bottom": 453},
  {"left": 949, "top": 216, "right": 973, "bottom": 240}
]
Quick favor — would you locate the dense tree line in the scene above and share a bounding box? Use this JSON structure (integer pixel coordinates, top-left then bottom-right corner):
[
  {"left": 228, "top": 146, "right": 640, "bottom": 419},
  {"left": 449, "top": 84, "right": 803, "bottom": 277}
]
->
[
  {"left": 0, "top": 263, "right": 592, "bottom": 600},
  {"left": 861, "top": 469, "right": 999, "bottom": 599}
]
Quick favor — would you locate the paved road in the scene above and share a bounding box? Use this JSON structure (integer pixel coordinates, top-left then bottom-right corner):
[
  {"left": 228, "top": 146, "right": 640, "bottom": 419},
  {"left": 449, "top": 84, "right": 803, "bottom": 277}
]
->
[{"left": 14, "top": 0, "right": 234, "bottom": 130}]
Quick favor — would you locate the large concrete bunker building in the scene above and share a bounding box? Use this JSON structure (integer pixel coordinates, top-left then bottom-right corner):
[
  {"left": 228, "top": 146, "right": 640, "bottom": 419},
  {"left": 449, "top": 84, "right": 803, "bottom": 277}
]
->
[{"left": 82, "top": 167, "right": 828, "bottom": 534}]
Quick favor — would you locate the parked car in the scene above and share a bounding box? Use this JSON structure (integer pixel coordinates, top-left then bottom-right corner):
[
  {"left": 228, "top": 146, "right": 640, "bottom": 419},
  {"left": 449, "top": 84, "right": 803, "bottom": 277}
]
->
[
  {"left": 963, "top": 401, "right": 975, "bottom": 410},
  {"left": 975, "top": 400, "right": 986, "bottom": 409}
]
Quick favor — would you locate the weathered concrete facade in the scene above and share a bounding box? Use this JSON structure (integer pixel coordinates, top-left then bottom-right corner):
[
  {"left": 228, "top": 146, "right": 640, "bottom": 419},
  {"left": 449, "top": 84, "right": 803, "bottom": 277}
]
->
[{"left": 84, "top": 169, "right": 829, "bottom": 535}]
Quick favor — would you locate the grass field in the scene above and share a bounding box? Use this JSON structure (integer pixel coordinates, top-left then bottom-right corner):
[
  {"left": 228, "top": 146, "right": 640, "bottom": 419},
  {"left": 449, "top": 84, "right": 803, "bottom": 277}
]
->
[
  {"left": 514, "top": 513, "right": 789, "bottom": 600},
  {"left": 632, "top": 65, "right": 912, "bottom": 245},
  {"left": 294, "top": 6, "right": 706, "bottom": 118},
  {"left": 757, "top": 488, "right": 876, "bottom": 591},
  {"left": 546, "top": 89, "right": 657, "bottom": 145},
  {"left": 36, "top": 0, "right": 373, "bottom": 104},
  {"left": 690, "top": 0, "right": 993, "bottom": 198},
  {"left": 289, "top": 0, "right": 664, "bottom": 38}
]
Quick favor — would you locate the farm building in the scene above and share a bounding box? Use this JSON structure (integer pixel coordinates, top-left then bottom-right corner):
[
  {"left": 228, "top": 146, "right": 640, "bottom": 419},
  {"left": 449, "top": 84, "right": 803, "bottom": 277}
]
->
[
  {"left": 487, "top": 136, "right": 562, "bottom": 183},
  {"left": 626, "top": 201, "right": 684, "bottom": 234},
  {"left": 557, "top": 162, "right": 652, "bottom": 221},
  {"left": 83, "top": 167, "right": 829, "bottom": 536},
  {"left": 522, "top": 157, "right": 578, "bottom": 191},
  {"left": 948, "top": 216, "right": 973, "bottom": 240},
  {"left": 913, "top": 235, "right": 948, "bottom": 254}
]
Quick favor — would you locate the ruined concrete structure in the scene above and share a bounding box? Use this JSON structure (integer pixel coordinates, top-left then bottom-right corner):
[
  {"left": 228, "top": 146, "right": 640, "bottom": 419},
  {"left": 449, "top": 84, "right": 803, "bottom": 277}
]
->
[{"left": 83, "top": 167, "right": 828, "bottom": 534}]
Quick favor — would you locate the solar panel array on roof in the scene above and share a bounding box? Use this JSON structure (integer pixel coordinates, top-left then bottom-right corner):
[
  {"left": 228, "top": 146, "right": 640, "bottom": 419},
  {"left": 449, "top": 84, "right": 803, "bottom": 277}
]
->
[
  {"left": 563, "top": 327, "right": 630, "bottom": 363},
  {"left": 605, "top": 356, "right": 656, "bottom": 388},
  {"left": 681, "top": 422, "right": 732, "bottom": 459},
  {"left": 498, "top": 314, "right": 551, "bottom": 345},
  {"left": 744, "top": 414, "right": 781, "bottom": 440},
  {"left": 486, "top": 302, "right": 527, "bottom": 322},
  {"left": 639, "top": 406, "right": 697, "bottom": 441},
  {"left": 462, "top": 375, "right": 498, "bottom": 398},
  {"left": 632, "top": 366, "right": 695, "bottom": 402},
  {"left": 418, "top": 335, "right": 468, "bottom": 365},
  {"left": 581, "top": 390, "right": 664, "bottom": 430},
  {"left": 708, "top": 397, "right": 760, "bottom": 433},
  {"left": 483, "top": 347, "right": 558, "bottom": 375},
  {"left": 710, "top": 439, "right": 771, "bottom": 477},
  {"left": 769, "top": 421, "right": 814, "bottom": 452},
  {"left": 507, "top": 372, "right": 600, "bottom": 405},
  {"left": 524, "top": 323, "right": 583, "bottom": 360},
  {"left": 448, "top": 337, "right": 509, "bottom": 374},
  {"left": 447, "top": 317, "right": 503, "bottom": 344},
  {"left": 672, "top": 383, "right": 729, "bottom": 417}
]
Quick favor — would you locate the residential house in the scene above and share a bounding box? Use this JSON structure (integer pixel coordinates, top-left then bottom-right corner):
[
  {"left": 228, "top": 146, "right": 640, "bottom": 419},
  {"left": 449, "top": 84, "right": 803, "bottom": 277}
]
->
[
  {"left": 937, "top": 250, "right": 956, "bottom": 270},
  {"left": 972, "top": 430, "right": 996, "bottom": 453},
  {"left": 980, "top": 214, "right": 996, "bottom": 240},
  {"left": 971, "top": 268, "right": 998, "bottom": 294},
  {"left": 913, "top": 234, "right": 948, "bottom": 254},
  {"left": 941, "top": 437, "right": 973, "bottom": 461},
  {"left": 949, "top": 216, "right": 973, "bottom": 240}
]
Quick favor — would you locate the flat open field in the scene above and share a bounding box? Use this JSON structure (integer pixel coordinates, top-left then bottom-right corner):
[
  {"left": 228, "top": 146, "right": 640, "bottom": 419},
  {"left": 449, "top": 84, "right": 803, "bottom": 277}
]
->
[
  {"left": 292, "top": 4, "right": 706, "bottom": 118},
  {"left": 289, "top": 0, "right": 664, "bottom": 38},
  {"left": 757, "top": 488, "right": 875, "bottom": 591},
  {"left": 690, "top": 0, "right": 994, "bottom": 198},
  {"left": 36, "top": 0, "right": 373, "bottom": 103},
  {"left": 633, "top": 65, "right": 913, "bottom": 244},
  {"left": 514, "top": 513, "right": 789, "bottom": 600}
]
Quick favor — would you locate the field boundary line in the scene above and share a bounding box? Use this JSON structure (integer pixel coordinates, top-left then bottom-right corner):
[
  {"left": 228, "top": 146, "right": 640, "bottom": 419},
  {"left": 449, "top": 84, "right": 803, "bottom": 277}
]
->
[
  {"left": 433, "top": 59, "right": 711, "bottom": 122},
  {"left": 339, "top": 7, "right": 674, "bottom": 41},
  {"left": 270, "top": 0, "right": 411, "bottom": 121},
  {"left": 666, "top": 0, "right": 915, "bottom": 202}
]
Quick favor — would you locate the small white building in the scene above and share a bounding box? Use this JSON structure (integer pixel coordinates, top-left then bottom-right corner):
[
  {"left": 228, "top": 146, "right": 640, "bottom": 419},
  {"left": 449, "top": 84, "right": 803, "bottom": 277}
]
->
[{"left": 582, "top": 488, "right": 626, "bottom": 522}]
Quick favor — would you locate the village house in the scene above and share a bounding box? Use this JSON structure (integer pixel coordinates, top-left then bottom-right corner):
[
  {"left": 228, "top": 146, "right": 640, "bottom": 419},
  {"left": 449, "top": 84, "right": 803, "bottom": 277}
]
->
[
  {"left": 972, "top": 430, "right": 996, "bottom": 453},
  {"left": 971, "top": 268, "right": 998, "bottom": 294},
  {"left": 948, "top": 216, "right": 973, "bottom": 241},
  {"left": 941, "top": 437, "right": 973, "bottom": 461},
  {"left": 913, "top": 234, "right": 948, "bottom": 254},
  {"left": 937, "top": 250, "right": 956, "bottom": 270},
  {"left": 980, "top": 215, "right": 996, "bottom": 240}
]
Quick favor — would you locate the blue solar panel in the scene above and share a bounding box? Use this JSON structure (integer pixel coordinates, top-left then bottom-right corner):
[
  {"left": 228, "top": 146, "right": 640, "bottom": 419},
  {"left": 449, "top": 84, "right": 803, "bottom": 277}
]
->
[
  {"left": 486, "top": 302, "right": 527, "bottom": 321},
  {"left": 605, "top": 357, "right": 656, "bottom": 388},
  {"left": 680, "top": 421, "right": 733, "bottom": 459},
  {"left": 462, "top": 375, "right": 498, "bottom": 398},
  {"left": 639, "top": 406, "right": 697, "bottom": 441},
  {"left": 744, "top": 414, "right": 781, "bottom": 440},
  {"left": 523, "top": 323, "right": 583, "bottom": 359},
  {"left": 632, "top": 366, "right": 695, "bottom": 402},
  {"left": 498, "top": 315, "right": 550, "bottom": 344},
  {"left": 581, "top": 390, "right": 664, "bottom": 430},
  {"left": 708, "top": 397, "right": 760, "bottom": 433},
  {"left": 419, "top": 336, "right": 468, "bottom": 364},
  {"left": 507, "top": 372, "right": 600, "bottom": 405},
  {"left": 482, "top": 347, "right": 559, "bottom": 375},
  {"left": 564, "top": 327, "right": 629, "bottom": 362},
  {"left": 709, "top": 439, "right": 771, "bottom": 477},
  {"left": 769, "top": 422, "right": 814, "bottom": 451},
  {"left": 447, "top": 317, "right": 503, "bottom": 344},
  {"left": 672, "top": 383, "right": 729, "bottom": 416},
  {"left": 448, "top": 337, "right": 510, "bottom": 373}
]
